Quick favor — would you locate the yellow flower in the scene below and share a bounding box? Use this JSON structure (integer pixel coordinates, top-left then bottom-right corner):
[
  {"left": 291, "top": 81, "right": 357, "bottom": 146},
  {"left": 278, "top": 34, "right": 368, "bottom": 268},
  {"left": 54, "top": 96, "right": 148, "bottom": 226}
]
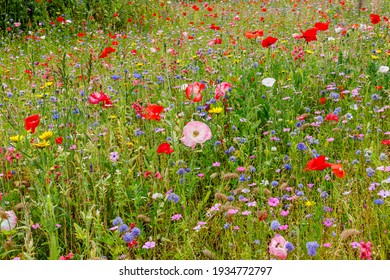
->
[
  {"left": 306, "top": 50, "right": 314, "bottom": 54},
  {"left": 126, "top": 142, "right": 134, "bottom": 148},
  {"left": 10, "top": 135, "right": 24, "bottom": 142},
  {"left": 371, "top": 55, "right": 379, "bottom": 59},
  {"left": 208, "top": 107, "right": 223, "bottom": 114},
  {"left": 33, "top": 140, "right": 50, "bottom": 148},
  {"left": 40, "top": 82, "right": 53, "bottom": 89},
  {"left": 39, "top": 131, "right": 53, "bottom": 140},
  {"left": 108, "top": 115, "right": 117, "bottom": 119},
  {"left": 305, "top": 201, "right": 316, "bottom": 207}
]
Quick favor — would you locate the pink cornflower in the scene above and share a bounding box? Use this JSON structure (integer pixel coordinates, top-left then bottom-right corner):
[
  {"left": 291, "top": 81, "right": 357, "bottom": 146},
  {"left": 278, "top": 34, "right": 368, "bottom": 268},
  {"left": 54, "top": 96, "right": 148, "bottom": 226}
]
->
[
  {"left": 323, "top": 218, "right": 333, "bottom": 227},
  {"left": 212, "top": 162, "right": 220, "bottom": 167}
]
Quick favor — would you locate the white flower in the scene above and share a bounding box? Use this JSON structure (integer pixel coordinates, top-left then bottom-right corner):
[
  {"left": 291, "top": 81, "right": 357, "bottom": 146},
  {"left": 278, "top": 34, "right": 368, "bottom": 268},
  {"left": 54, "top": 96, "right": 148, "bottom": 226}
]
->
[
  {"left": 328, "top": 37, "right": 335, "bottom": 41},
  {"left": 180, "top": 84, "right": 188, "bottom": 91},
  {"left": 261, "top": 78, "right": 276, "bottom": 87},
  {"left": 378, "top": 66, "right": 389, "bottom": 74},
  {"left": 334, "top": 27, "right": 343, "bottom": 33},
  {"left": 0, "top": 210, "right": 17, "bottom": 231}
]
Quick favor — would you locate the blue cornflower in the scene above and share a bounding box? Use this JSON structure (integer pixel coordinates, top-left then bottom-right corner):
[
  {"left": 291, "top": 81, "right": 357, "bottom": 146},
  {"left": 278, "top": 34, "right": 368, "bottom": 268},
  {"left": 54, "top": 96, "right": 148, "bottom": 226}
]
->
[
  {"left": 134, "top": 73, "right": 142, "bottom": 79},
  {"left": 284, "top": 164, "right": 291, "bottom": 170},
  {"left": 177, "top": 168, "right": 186, "bottom": 175},
  {"left": 167, "top": 193, "right": 180, "bottom": 203},
  {"left": 119, "top": 224, "right": 129, "bottom": 233},
  {"left": 112, "top": 217, "right": 123, "bottom": 226},
  {"left": 297, "top": 143, "right": 307, "bottom": 151},
  {"left": 366, "top": 167, "right": 375, "bottom": 177},
  {"left": 371, "top": 94, "right": 379, "bottom": 101},
  {"left": 227, "top": 196, "right": 235, "bottom": 201},
  {"left": 306, "top": 241, "right": 319, "bottom": 257},
  {"left": 286, "top": 242, "right": 294, "bottom": 252},
  {"left": 373, "top": 199, "right": 384, "bottom": 205},
  {"left": 270, "top": 220, "right": 281, "bottom": 230},
  {"left": 123, "top": 233, "right": 134, "bottom": 242},
  {"left": 271, "top": 181, "right": 279, "bottom": 187},
  {"left": 111, "top": 75, "right": 121, "bottom": 81},
  {"left": 131, "top": 227, "right": 141, "bottom": 237},
  {"left": 229, "top": 156, "right": 236, "bottom": 162},
  {"left": 223, "top": 223, "right": 231, "bottom": 229}
]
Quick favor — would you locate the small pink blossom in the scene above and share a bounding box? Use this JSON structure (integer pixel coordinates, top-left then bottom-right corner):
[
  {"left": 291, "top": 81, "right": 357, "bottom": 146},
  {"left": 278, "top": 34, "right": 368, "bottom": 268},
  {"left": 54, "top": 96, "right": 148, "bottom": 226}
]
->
[
  {"left": 268, "top": 197, "right": 280, "bottom": 207},
  {"left": 279, "top": 225, "right": 288, "bottom": 230},
  {"left": 0, "top": 210, "right": 17, "bottom": 231},
  {"left": 323, "top": 243, "right": 331, "bottom": 248},
  {"left": 142, "top": 241, "right": 156, "bottom": 249},
  {"left": 237, "top": 167, "right": 246, "bottom": 172},
  {"left": 281, "top": 210, "right": 289, "bottom": 217},
  {"left": 171, "top": 214, "right": 182, "bottom": 221}
]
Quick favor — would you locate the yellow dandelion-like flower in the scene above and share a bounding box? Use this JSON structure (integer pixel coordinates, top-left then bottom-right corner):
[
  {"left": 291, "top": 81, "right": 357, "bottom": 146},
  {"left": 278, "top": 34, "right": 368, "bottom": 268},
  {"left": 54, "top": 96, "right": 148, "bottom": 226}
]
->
[
  {"left": 33, "top": 140, "right": 50, "bottom": 148},
  {"left": 108, "top": 115, "right": 117, "bottom": 119},
  {"left": 10, "top": 135, "right": 24, "bottom": 142},
  {"left": 208, "top": 107, "right": 223, "bottom": 114},
  {"left": 39, "top": 131, "right": 53, "bottom": 140},
  {"left": 371, "top": 55, "right": 379, "bottom": 59},
  {"left": 126, "top": 142, "right": 134, "bottom": 148},
  {"left": 305, "top": 200, "right": 316, "bottom": 207},
  {"left": 306, "top": 50, "right": 314, "bottom": 54}
]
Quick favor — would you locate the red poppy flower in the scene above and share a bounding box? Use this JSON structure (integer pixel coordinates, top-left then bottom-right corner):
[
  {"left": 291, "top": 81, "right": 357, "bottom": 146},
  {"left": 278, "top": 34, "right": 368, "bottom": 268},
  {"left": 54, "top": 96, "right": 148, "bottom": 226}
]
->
[
  {"left": 382, "top": 140, "right": 390, "bottom": 145},
  {"left": 325, "top": 113, "right": 339, "bottom": 122},
  {"left": 98, "top": 47, "right": 115, "bottom": 59},
  {"left": 245, "top": 30, "right": 264, "bottom": 39},
  {"left": 157, "top": 142, "right": 174, "bottom": 154},
  {"left": 142, "top": 104, "right": 164, "bottom": 121},
  {"left": 55, "top": 137, "right": 63, "bottom": 145},
  {"left": 319, "top": 97, "right": 327, "bottom": 105},
  {"left": 297, "top": 28, "right": 318, "bottom": 42},
  {"left": 261, "top": 36, "right": 278, "bottom": 48},
  {"left": 25, "top": 114, "right": 40, "bottom": 133},
  {"left": 330, "top": 164, "right": 346, "bottom": 178},
  {"left": 304, "top": 156, "right": 332, "bottom": 171},
  {"left": 213, "top": 38, "right": 222, "bottom": 44},
  {"left": 56, "top": 16, "right": 66, "bottom": 23},
  {"left": 370, "top": 14, "right": 381, "bottom": 25},
  {"left": 314, "top": 22, "right": 329, "bottom": 31},
  {"left": 185, "top": 82, "right": 205, "bottom": 102}
]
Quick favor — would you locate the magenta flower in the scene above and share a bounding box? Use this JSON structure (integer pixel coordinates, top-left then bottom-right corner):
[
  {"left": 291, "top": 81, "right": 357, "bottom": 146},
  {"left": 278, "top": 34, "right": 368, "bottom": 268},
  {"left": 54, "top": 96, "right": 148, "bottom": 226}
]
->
[
  {"left": 180, "top": 121, "right": 212, "bottom": 150},
  {"left": 268, "top": 197, "right": 280, "bottom": 207},
  {"left": 142, "top": 241, "right": 156, "bottom": 249},
  {"left": 268, "top": 235, "right": 288, "bottom": 260},
  {"left": 0, "top": 210, "right": 17, "bottom": 231}
]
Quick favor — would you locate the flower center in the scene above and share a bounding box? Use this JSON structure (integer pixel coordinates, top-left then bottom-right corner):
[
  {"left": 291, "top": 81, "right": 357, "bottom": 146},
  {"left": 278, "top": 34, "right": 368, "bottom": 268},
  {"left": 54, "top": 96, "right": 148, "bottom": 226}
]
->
[{"left": 192, "top": 130, "right": 199, "bottom": 138}]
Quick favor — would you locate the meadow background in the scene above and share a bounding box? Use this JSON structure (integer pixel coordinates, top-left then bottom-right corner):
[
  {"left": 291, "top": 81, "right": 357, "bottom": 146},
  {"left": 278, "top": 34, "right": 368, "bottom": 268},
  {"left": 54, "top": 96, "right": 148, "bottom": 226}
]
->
[{"left": 0, "top": 0, "right": 389, "bottom": 260}]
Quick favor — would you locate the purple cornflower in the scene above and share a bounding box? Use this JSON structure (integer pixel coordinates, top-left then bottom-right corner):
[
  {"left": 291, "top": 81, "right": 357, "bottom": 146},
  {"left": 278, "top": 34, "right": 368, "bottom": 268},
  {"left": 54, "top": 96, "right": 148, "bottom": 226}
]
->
[
  {"left": 112, "top": 217, "right": 123, "bottom": 226},
  {"left": 119, "top": 224, "right": 129, "bottom": 233},
  {"left": 286, "top": 242, "right": 294, "bottom": 252},
  {"left": 271, "top": 220, "right": 281, "bottom": 230},
  {"left": 167, "top": 193, "right": 180, "bottom": 203},
  {"left": 131, "top": 227, "right": 141, "bottom": 237},
  {"left": 123, "top": 233, "right": 134, "bottom": 242},
  {"left": 306, "top": 241, "right": 319, "bottom": 257},
  {"left": 297, "top": 143, "right": 307, "bottom": 151}
]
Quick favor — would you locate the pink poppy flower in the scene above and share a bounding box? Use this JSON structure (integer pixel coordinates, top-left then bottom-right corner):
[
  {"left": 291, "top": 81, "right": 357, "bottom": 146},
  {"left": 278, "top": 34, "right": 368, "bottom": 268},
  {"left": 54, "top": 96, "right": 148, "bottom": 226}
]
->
[
  {"left": 215, "top": 82, "right": 232, "bottom": 100},
  {"left": 88, "top": 91, "right": 113, "bottom": 108},
  {"left": 269, "top": 235, "right": 288, "bottom": 260},
  {"left": 0, "top": 210, "right": 17, "bottom": 231},
  {"left": 180, "top": 121, "right": 212, "bottom": 150}
]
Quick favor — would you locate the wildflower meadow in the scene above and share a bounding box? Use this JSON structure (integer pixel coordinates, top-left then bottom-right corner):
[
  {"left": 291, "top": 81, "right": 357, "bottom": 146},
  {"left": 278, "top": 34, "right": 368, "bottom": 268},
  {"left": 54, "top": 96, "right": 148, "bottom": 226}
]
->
[{"left": 0, "top": 0, "right": 389, "bottom": 261}]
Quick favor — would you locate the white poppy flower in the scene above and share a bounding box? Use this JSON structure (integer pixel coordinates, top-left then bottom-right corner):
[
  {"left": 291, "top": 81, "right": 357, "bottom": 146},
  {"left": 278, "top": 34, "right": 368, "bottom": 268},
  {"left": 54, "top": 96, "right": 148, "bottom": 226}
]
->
[
  {"left": 378, "top": 66, "right": 389, "bottom": 74},
  {"left": 262, "top": 78, "right": 276, "bottom": 87}
]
